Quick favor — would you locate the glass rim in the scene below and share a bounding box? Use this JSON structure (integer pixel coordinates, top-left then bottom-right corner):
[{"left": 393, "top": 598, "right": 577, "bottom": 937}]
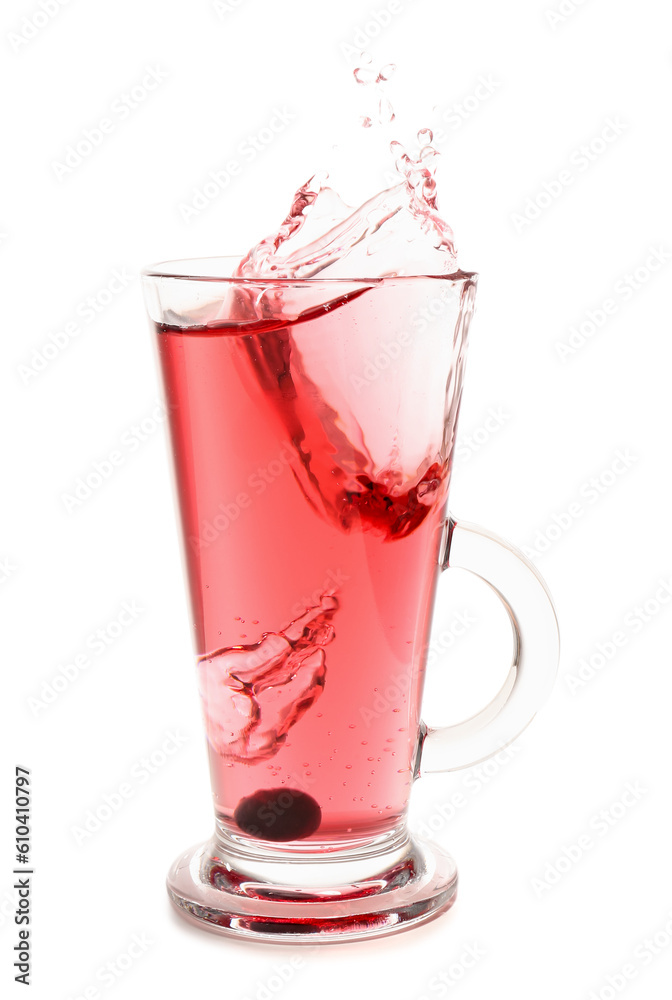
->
[{"left": 142, "top": 255, "right": 478, "bottom": 285}]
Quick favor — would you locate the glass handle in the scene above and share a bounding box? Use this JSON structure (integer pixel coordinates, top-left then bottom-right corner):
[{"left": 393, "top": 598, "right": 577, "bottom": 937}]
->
[{"left": 419, "top": 517, "right": 560, "bottom": 773}]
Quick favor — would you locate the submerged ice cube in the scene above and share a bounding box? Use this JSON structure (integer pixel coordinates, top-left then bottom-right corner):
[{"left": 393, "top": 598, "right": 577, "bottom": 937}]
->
[{"left": 197, "top": 595, "right": 338, "bottom": 763}]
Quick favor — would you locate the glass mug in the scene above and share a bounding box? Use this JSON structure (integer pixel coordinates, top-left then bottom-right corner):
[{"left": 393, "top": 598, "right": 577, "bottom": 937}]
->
[{"left": 142, "top": 259, "right": 559, "bottom": 943}]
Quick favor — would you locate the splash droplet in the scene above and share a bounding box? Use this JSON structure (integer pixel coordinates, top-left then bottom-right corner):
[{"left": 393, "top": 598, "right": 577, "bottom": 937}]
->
[
  {"left": 354, "top": 66, "right": 377, "bottom": 86},
  {"left": 378, "top": 97, "right": 395, "bottom": 124},
  {"left": 377, "top": 63, "right": 396, "bottom": 82}
]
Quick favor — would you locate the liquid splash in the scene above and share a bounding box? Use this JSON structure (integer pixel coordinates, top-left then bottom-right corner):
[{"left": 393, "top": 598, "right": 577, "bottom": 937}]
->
[
  {"left": 197, "top": 595, "right": 338, "bottom": 763},
  {"left": 234, "top": 133, "right": 456, "bottom": 281},
  {"left": 222, "top": 58, "right": 456, "bottom": 541},
  {"left": 235, "top": 57, "right": 457, "bottom": 281},
  {"left": 222, "top": 60, "right": 458, "bottom": 539}
]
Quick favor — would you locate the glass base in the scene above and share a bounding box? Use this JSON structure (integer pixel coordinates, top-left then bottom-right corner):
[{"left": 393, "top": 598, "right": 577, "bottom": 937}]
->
[{"left": 166, "top": 826, "right": 458, "bottom": 944}]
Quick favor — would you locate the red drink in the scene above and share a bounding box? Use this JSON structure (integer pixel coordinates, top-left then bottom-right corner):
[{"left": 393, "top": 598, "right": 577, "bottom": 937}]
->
[
  {"left": 156, "top": 277, "right": 465, "bottom": 845},
  {"left": 144, "top": 88, "right": 558, "bottom": 939}
]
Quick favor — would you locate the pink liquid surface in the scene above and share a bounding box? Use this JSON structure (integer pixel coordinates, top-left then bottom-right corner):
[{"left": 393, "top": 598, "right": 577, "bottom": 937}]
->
[{"left": 156, "top": 286, "right": 456, "bottom": 844}]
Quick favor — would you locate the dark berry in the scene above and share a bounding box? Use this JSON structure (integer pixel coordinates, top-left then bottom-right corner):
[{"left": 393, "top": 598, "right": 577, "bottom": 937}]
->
[{"left": 234, "top": 788, "right": 321, "bottom": 841}]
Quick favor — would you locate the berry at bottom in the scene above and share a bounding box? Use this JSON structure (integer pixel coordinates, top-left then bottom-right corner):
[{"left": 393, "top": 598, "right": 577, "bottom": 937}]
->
[{"left": 234, "top": 788, "right": 322, "bottom": 841}]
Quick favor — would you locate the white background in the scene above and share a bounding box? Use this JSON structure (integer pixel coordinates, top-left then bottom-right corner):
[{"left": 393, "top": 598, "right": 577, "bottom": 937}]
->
[{"left": 3, "top": 0, "right": 672, "bottom": 997}]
